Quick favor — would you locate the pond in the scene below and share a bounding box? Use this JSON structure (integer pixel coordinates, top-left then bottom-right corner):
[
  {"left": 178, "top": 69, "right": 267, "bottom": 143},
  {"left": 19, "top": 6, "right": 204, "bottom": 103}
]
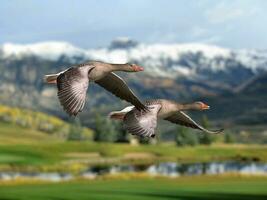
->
[{"left": 1, "top": 161, "right": 267, "bottom": 181}]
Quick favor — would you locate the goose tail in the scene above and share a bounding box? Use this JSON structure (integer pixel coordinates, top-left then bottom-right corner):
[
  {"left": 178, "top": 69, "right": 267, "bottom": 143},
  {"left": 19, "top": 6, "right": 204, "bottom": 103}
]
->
[
  {"left": 108, "top": 106, "right": 135, "bottom": 120},
  {"left": 43, "top": 73, "right": 60, "bottom": 84}
]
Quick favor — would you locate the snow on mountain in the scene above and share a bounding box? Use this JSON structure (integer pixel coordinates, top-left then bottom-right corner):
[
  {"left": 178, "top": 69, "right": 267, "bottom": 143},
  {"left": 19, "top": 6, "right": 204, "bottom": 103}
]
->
[
  {"left": 1, "top": 40, "right": 267, "bottom": 78},
  {"left": 234, "top": 49, "right": 267, "bottom": 72},
  {"left": 1, "top": 41, "right": 230, "bottom": 60},
  {"left": 1, "top": 41, "right": 85, "bottom": 60}
]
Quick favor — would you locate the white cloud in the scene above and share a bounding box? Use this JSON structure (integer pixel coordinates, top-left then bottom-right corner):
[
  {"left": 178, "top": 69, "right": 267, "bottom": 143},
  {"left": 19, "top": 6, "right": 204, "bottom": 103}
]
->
[
  {"left": 191, "top": 26, "right": 208, "bottom": 37},
  {"left": 205, "top": 1, "right": 245, "bottom": 24},
  {"left": 199, "top": 36, "right": 222, "bottom": 44},
  {"left": 146, "top": 31, "right": 179, "bottom": 43}
]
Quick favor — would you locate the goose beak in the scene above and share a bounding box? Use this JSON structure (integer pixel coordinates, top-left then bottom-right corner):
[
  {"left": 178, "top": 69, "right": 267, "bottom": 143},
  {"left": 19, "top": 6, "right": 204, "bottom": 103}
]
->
[
  {"left": 202, "top": 103, "right": 210, "bottom": 110},
  {"left": 133, "top": 65, "right": 144, "bottom": 72}
]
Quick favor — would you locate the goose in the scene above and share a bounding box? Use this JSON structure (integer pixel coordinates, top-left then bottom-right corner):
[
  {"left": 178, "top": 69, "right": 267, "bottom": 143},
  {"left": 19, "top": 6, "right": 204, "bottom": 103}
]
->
[
  {"left": 109, "top": 99, "right": 223, "bottom": 138},
  {"left": 44, "top": 61, "right": 147, "bottom": 116}
]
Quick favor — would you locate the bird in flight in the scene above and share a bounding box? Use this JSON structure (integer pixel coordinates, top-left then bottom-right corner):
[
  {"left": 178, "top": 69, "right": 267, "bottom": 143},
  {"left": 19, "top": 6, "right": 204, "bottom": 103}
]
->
[
  {"left": 44, "top": 61, "right": 147, "bottom": 116},
  {"left": 109, "top": 99, "right": 223, "bottom": 138}
]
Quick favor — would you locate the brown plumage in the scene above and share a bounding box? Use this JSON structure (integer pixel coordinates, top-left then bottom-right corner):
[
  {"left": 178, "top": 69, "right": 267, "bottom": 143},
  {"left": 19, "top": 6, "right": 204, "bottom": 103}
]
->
[
  {"left": 44, "top": 61, "right": 147, "bottom": 116},
  {"left": 109, "top": 99, "right": 223, "bottom": 138}
]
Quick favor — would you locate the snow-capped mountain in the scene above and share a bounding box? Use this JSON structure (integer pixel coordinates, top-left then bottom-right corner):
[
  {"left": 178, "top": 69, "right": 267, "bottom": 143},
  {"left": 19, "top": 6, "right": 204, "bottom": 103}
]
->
[
  {"left": 1, "top": 39, "right": 267, "bottom": 126},
  {"left": 1, "top": 39, "right": 267, "bottom": 79}
]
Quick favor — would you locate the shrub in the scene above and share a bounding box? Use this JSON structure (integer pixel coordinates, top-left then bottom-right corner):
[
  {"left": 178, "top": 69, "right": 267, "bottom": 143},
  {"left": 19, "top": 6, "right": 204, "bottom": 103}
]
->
[{"left": 176, "top": 127, "right": 198, "bottom": 146}]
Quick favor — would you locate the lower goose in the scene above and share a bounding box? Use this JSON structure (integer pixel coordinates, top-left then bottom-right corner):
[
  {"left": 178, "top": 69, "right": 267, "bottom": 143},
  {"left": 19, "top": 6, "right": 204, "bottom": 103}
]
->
[{"left": 109, "top": 99, "right": 223, "bottom": 138}]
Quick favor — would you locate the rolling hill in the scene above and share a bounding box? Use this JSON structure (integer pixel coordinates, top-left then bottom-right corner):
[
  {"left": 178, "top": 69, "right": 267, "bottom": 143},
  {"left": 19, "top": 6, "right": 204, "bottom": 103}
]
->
[
  {"left": 0, "top": 104, "right": 93, "bottom": 144},
  {"left": 0, "top": 38, "right": 267, "bottom": 129}
]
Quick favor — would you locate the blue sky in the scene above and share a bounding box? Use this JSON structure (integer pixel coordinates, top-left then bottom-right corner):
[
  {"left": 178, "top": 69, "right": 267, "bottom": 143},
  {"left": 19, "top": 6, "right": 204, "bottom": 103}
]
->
[{"left": 1, "top": 0, "right": 266, "bottom": 49}]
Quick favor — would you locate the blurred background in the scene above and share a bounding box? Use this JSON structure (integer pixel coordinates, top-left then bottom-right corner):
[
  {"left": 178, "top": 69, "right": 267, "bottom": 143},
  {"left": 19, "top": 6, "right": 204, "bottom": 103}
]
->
[{"left": 0, "top": 0, "right": 267, "bottom": 199}]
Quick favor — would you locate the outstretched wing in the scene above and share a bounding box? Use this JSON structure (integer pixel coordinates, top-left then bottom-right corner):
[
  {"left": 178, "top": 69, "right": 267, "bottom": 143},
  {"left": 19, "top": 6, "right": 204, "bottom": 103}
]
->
[
  {"left": 57, "top": 66, "right": 94, "bottom": 116},
  {"left": 95, "top": 72, "right": 147, "bottom": 111},
  {"left": 164, "top": 111, "right": 223, "bottom": 134},
  {"left": 124, "top": 104, "right": 161, "bottom": 137}
]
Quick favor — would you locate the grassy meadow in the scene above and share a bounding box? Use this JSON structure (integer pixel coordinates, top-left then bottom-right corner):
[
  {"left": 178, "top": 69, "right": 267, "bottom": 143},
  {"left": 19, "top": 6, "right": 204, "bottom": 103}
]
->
[
  {"left": 0, "top": 104, "right": 266, "bottom": 169},
  {"left": 0, "top": 119, "right": 267, "bottom": 172},
  {"left": 0, "top": 176, "right": 267, "bottom": 200},
  {"left": 0, "top": 105, "right": 267, "bottom": 200}
]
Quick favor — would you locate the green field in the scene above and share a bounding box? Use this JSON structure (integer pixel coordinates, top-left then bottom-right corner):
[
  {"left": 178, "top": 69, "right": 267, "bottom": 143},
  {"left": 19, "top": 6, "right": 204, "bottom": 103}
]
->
[
  {"left": 0, "top": 176, "right": 267, "bottom": 200},
  {"left": 1, "top": 140, "right": 267, "bottom": 170},
  {"left": 1, "top": 106, "right": 267, "bottom": 200},
  {"left": 0, "top": 105, "right": 267, "bottom": 172},
  {"left": 1, "top": 120, "right": 267, "bottom": 171},
  {"left": 0, "top": 117, "right": 267, "bottom": 173}
]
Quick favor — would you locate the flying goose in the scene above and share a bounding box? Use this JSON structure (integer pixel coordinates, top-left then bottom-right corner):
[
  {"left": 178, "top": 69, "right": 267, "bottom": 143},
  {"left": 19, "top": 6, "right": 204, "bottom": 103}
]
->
[
  {"left": 44, "top": 61, "right": 147, "bottom": 116},
  {"left": 109, "top": 99, "right": 223, "bottom": 137}
]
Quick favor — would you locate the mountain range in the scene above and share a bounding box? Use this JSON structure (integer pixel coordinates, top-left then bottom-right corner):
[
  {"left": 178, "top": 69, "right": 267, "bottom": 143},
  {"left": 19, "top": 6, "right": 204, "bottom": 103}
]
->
[{"left": 0, "top": 38, "right": 267, "bottom": 129}]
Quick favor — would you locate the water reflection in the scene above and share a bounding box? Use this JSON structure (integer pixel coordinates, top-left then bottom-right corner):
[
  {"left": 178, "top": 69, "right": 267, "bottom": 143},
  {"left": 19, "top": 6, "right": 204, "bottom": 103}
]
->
[
  {"left": 84, "top": 161, "right": 267, "bottom": 177},
  {"left": 147, "top": 162, "right": 267, "bottom": 176},
  {"left": 1, "top": 161, "right": 267, "bottom": 181},
  {"left": 0, "top": 172, "right": 72, "bottom": 182}
]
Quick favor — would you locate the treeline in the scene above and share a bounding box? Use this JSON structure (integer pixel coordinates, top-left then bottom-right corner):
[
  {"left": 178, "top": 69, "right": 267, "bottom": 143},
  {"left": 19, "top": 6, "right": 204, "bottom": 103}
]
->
[
  {"left": 0, "top": 104, "right": 236, "bottom": 145},
  {"left": 175, "top": 116, "right": 235, "bottom": 146},
  {"left": 68, "top": 114, "right": 130, "bottom": 143},
  {"left": 70, "top": 114, "right": 235, "bottom": 146},
  {"left": 69, "top": 113, "right": 152, "bottom": 144}
]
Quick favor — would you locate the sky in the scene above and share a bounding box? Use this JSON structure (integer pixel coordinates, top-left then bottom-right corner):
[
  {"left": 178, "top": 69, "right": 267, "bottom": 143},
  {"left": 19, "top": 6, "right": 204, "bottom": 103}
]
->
[{"left": 1, "top": 0, "right": 267, "bottom": 49}]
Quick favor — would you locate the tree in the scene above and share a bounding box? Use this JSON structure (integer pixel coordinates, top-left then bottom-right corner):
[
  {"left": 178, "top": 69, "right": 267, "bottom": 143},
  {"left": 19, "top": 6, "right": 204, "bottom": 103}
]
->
[
  {"left": 224, "top": 132, "right": 235, "bottom": 143},
  {"left": 94, "top": 114, "right": 102, "bottom": 141},
  {"left": 138, "top": 136, "right": 150, "bottom": 144},
  {"left": 175, "top": 126, "right": 198, "bottom": 146},
  {"left": 68, "top": 118, "right": 83, "bottom": 141},
  {"left": 114, "top": 121, "right": 129, "bottom": 143},
  {"left": 94, "top": 114, "right": 117, "bottom": 142},
  {"left": 198, "top": 115, "right": 213, "bottom": 145}
]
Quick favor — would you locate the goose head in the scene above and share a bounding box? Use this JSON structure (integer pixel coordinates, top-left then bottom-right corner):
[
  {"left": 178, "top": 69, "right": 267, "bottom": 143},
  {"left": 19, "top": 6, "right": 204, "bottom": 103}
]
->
[
  {"left": 126, "top": 63, "right": 144, "bottom": 72},
  {"left": 193, "top": 101, "right": 210, "bottom": 110}
]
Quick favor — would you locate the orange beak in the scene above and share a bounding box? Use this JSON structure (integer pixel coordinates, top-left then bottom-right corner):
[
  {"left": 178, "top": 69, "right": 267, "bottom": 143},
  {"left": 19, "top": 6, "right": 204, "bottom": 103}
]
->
[
  {"left": 133, "top": 65, "right": 144, "bottom": 72},
  {"left": 201, "top": 103, "right": 210, "bottom": 110}
]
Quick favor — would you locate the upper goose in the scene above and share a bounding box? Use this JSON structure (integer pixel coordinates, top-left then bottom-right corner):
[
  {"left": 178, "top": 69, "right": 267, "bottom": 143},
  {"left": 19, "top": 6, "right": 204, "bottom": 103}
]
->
[
  {"left": 44, "top": 61, "right": 147, "bottom": 116},
  {"left": 109, "top": 99, "right": 223, "bottom": 138}
]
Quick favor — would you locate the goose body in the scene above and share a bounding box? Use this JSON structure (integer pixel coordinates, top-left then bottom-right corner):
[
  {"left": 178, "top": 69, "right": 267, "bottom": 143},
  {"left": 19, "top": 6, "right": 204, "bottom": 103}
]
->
[
  {"left": 109, "top": 99, "right": 223, "bottom": 138},
  {"left": 44, "top": 61, "right": 146, "bottom": 116}
]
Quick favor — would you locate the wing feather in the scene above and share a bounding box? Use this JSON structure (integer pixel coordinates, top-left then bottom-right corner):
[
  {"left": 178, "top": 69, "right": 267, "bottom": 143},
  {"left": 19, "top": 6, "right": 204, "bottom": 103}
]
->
[
  {"left": 57, "top": 66, "right": 94, "bottom": 116},
  {"left": 123, "top": 104, "right": 161, "bottom": 138},
  {"left": 95, "top": 73, "right": 147, "bottom": 111},
  {"left": 164, "top": 111, "right": 223, "bottom": 134}
]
